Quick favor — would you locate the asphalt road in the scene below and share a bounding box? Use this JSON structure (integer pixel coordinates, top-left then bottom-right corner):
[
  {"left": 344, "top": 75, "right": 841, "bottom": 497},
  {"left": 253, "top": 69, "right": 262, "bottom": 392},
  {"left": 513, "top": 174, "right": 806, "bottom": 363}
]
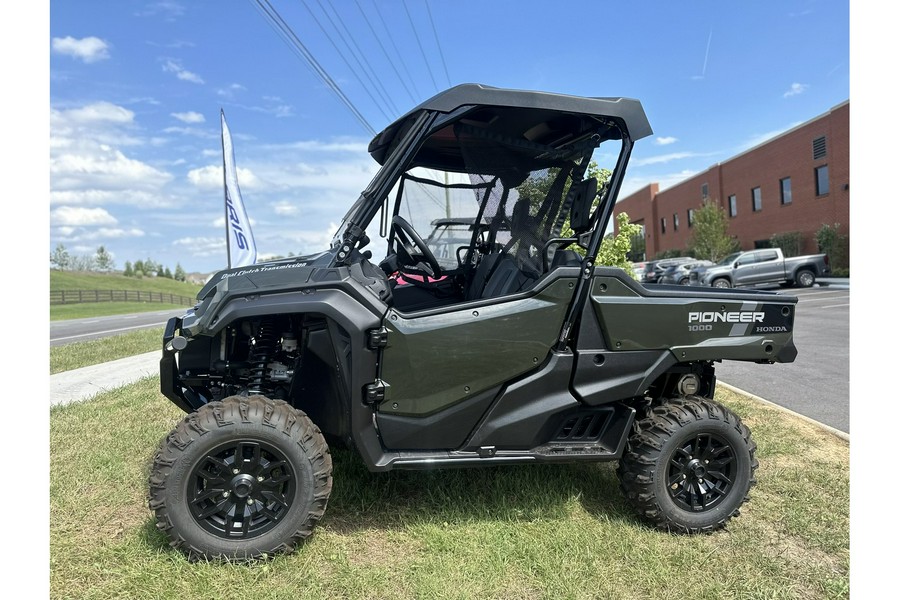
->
[
  {"left": 49, "top": 308, "right": 187, "bottom": 347},
  {"left": 716, "top": 282, "right": 849, "bottom": 434}
]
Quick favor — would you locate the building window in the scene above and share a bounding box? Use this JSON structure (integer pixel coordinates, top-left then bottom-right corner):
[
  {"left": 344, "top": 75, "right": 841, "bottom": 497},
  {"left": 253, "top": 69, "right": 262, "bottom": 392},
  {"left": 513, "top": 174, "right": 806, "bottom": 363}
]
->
[
  {"left": 660, "top": 217, "right": 666, "bottom": 234},
  {"left": 751, "top": 187, "right": 762, "bottom": 212},
  {"left": 813, "top": 136, "right": 827, "bottom": 160},
  {"left": 780, "top": 177, "right": 792, "bottom": 205},
  {"left": 688, "top": 208, "right": 695, "bottom": 227},
  {"left": 728, "top": 195, "right": 737, "bottom": 218},
  {"left": 673, "top": 213, "right": 679, "bottom": 231},
  {"left": 816, "top": 165, "right": 829, "bottom": 196},
  {"left": 701, "top": 183, "right": 709, "bottom": 199}
]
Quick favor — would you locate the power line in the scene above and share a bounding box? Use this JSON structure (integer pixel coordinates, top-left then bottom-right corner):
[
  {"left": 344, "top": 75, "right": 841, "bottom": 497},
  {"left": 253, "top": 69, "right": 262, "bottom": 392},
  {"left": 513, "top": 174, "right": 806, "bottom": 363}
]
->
[
  {"left": 252, "top": 0, "right": 376, "bottom": 135},
  {"left": 371, "top": 0, "right": 422, "bottom": 99},
  {"left": 319, "top": 0, "right": 401, "bottom": 116},
  {"left": 298, "top": 0, "right": 393, "bottom": 122},
  {"left": 424, "top": 0, "right": 451, "bottom": 87},
  {"left": 402, "top": 0, "right": 439, "bottom": 93},
  {"left": 353, "top": 0, "right": 417, "bottom": 104}
]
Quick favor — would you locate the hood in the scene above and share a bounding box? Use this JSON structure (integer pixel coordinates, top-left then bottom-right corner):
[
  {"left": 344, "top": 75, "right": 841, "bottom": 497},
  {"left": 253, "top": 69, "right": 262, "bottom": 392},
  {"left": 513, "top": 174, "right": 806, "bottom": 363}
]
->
[{"left": 195, "top": 251, "right": 333, "bottom": 301}]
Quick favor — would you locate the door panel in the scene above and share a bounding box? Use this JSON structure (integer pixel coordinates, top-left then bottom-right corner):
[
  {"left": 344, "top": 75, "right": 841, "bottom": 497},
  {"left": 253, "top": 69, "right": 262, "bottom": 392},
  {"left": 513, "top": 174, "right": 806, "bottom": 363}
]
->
[{"left": 379, "top": 276, "right": 576, "bottom": 417}]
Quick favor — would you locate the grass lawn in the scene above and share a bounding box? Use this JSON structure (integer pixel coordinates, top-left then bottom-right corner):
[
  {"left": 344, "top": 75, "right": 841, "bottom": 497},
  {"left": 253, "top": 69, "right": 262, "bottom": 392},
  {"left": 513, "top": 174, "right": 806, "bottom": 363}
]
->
[
  {"left": 49, "top": 381, "right": 849, "bottom": 600},
  {"left": 50, "top": 302, "right": 186, "bottom": 321},
  {"left": 50, "top": 270, "right": 203, "bottom": 296},
  {"left": 50, "top": 327, "right": 164, "bottom": 374}
]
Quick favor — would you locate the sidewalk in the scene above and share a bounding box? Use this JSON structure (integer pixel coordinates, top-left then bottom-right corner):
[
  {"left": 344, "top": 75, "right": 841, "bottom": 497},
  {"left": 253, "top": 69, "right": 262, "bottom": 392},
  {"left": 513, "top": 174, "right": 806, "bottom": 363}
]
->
[{"left": 50, "top": 351, "right": 160, "bottom": 407}]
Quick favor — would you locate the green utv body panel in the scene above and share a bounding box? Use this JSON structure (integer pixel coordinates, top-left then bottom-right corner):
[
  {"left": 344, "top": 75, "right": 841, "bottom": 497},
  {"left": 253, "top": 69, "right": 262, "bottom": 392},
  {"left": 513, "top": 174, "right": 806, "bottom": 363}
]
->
[
  {"left": 589, "top": 272, "right": 797, "bottom": 363},
  {"left": 380, "top": 276, "right": 577, "bottom": 416}
]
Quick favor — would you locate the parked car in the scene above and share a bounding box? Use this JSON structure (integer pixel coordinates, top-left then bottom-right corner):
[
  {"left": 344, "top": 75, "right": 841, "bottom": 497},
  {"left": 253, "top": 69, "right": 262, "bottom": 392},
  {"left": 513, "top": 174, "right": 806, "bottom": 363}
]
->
[
  {"left": 630, "top": 261, "right": 647, "bottom": 278},
  {"left": 642, "top": 256, "right": 696, "bottom": 284},
  {"left": 658, "top": 260, "right": 713, "bottom": 285},
  {"left": 690, "top": 247, "right": 830, "bottom": 288}
]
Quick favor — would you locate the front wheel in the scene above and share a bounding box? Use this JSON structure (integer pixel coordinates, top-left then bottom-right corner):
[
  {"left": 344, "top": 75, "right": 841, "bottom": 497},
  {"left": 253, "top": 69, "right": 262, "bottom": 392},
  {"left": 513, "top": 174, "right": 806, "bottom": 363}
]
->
[
  {"left": 617, "top": 396, "right": 757, "bottom": 533},
  {"left": 795, "top": 269, "right": 816, "bottom": 288},
  {"left": 148, "top": 395, "right": 332, "bottom": 560},
  {"left": 712, "top": 278, "right": 732, "bottom": 289}
]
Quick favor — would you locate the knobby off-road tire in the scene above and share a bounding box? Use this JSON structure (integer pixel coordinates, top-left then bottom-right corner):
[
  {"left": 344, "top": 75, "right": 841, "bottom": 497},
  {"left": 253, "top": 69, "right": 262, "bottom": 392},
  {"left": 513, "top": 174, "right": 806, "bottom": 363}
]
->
[
  {"left": 148, "top": 395, "right": 332, "bottom": 561},
  {"left": 616, "top": 396, "right": 757, "bottom": 534}
]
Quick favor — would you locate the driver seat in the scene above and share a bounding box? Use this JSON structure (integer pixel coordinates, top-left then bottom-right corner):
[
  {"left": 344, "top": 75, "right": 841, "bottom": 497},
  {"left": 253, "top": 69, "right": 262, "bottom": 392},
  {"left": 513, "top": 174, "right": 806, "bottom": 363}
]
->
[{"left": 466, "top": 201, "right": 541, "bottom": 300}]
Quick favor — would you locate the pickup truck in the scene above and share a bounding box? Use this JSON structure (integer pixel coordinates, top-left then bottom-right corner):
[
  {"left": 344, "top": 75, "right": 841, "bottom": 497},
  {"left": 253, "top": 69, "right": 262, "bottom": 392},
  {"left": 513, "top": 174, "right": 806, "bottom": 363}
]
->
[{"left": 691, "top": 247, "right": 830, "bottom": 288}]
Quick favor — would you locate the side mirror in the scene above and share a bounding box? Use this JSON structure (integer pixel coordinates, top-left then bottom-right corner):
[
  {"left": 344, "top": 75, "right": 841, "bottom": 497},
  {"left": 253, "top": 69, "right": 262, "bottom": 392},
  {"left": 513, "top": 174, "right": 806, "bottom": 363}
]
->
[{"left": 733, "top": 261, "right": 740, "bottom": 268}]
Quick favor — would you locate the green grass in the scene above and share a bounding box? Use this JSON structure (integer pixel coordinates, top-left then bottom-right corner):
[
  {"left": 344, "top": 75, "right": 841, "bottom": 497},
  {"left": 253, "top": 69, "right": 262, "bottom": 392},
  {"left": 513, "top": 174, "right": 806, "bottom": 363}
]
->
[
  {"left": 50, "top": 270, "right": 203, "bottom": 296},
  {"left": 50, "top": 302, "right": 186, "bottom": 321},
  {"left": 50, "top": 327, "right": 164, "bottom": 374},
  {"left": 49, "top": 383, "right": 849, "bottom": 600}
]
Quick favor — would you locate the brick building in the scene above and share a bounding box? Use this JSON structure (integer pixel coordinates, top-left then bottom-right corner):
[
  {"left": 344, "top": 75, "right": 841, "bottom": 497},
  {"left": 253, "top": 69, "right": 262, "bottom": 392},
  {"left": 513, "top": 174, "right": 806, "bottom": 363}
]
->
[{"left": 615, "top": 100, "right": 849, "bottom": 262}]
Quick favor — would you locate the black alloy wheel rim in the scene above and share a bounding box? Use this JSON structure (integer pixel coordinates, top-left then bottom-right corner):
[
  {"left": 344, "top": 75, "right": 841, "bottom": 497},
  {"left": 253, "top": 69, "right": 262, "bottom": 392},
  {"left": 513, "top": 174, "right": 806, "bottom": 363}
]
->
[
  {"left": 666, "top": 432, "right": 737, "bottom": 512},
  {"left": 188, "top": 440, "right": 297, "bottom": 539}
]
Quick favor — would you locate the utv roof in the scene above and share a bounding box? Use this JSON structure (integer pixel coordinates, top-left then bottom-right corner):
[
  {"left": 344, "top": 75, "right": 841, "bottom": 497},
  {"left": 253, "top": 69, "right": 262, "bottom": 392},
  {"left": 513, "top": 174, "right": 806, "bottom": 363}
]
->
[{"left": 368, "top": 83, "right": 653, "bottom": 166}]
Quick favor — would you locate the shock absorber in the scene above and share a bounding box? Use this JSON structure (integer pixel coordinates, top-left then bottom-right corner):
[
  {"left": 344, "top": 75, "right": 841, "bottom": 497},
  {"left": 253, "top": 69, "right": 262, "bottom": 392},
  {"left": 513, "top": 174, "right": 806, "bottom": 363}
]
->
[{"left": 248, "top": 318, "right": 277, "bottom": 395}]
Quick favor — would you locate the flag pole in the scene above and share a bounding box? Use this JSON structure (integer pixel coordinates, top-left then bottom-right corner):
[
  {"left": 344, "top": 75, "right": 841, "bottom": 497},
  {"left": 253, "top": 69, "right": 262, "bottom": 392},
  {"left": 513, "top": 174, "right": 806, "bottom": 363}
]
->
[{"left": 221, "top": 109, "right": 232, "bottom": 269}]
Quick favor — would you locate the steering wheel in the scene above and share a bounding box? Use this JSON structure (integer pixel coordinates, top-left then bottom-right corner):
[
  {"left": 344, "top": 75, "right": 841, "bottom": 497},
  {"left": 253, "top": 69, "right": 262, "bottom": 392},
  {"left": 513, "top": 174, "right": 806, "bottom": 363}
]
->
[{"left": 391, "top": 215, "right": 442, "bottom": 279}]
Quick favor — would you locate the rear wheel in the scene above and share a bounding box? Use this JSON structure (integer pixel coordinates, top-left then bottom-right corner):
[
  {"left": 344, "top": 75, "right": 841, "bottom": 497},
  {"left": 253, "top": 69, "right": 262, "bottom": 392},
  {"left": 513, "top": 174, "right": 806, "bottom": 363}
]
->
[
  {"left": 712, "top": 278, "right": 731, "bottom": 289},
  {"left": 795, "top": 269, "right": 816, "bottom": 288},
  {"left": 148, "top": 395, "right": 332, "bottom": 560},
  {"left": 617, "top": 396, "right": 757, "bottom": 534}
]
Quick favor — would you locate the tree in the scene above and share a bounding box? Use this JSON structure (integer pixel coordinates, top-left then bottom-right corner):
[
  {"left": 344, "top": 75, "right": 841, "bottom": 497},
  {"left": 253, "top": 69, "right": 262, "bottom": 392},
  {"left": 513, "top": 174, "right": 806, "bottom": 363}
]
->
[
  {"left": 123, "top": 261, "right": 134, "bottom": 277},
  {"left": 597, "top": 212, "right": 643, "bottom": 279},
  {"left": 70, "top": 254, "right": 96, "bottom": 272},
  {"left": 134, "top": 259, "right": 145, "bottom": 275},
  {"left": 174, "top": 263, "right": 186, "bottom": 282},
  {"left": 95, "top": 245, "right": 115, "bottom": 272},
  {"left": 163, "top": 266, "right": 173, "bottom": 279},
  {"left": 50, "top": 243, "right": 70, "bottom": 270},
  {"left": 687, "top": 200, "right": 739, "bottom": 262},
  {"left": 143, "top": 258, "right": 158, "bottom": 276}
]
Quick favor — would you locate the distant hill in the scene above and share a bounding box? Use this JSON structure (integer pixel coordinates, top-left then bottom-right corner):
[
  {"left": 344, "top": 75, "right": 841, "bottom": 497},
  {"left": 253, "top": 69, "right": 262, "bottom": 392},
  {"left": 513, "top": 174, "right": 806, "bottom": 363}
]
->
[{"left": 50, "top": 270, "right": 203, "bottom": 297}]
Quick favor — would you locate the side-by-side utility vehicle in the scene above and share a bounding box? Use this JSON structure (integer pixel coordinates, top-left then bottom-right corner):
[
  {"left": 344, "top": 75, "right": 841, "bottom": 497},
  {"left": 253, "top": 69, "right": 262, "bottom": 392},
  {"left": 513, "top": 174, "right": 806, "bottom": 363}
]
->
[{"left": 149, "top": 84, "right": 798, "bottom": 560}]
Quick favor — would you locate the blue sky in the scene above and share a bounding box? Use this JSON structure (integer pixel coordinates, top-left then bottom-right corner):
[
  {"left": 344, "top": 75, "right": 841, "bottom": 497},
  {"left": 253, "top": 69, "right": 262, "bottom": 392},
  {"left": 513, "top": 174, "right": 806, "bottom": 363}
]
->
[{"left": 47, "top": 0, "right": 850, "bottom": 274}]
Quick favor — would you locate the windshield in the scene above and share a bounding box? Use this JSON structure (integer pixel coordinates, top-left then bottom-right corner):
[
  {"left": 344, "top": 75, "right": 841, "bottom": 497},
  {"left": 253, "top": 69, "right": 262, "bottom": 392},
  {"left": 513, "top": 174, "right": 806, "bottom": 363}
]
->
[{"left": 716, "top": 252, "right": 741, "bottom": 266}]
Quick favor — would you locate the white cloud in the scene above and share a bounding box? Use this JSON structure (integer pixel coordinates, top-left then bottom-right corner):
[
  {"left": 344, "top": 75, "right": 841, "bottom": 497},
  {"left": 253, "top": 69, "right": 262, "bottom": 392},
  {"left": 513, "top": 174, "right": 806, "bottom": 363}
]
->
[
  {"left": 51, "top": 36, "right": 110, "bottom": 63},
  {"left": 619, "top": 169, "right": 699, "bottom": 198},
  {"left": 217, "top": 83, "right": 246, "bottom": 98},
  {"left": 784, "top": 82, "right": 810, "bottom": 98},
  {"left": 162, "top": 125, "right": 217, "bottom": 139},
  {"left": 654, "top": 136, "right": 678, "bottom": 146},
  {"left": 51, "top": 146, "right": 173, "bottom": 191},
  {"left": 59, "top": 102, "right": 134, "bottom": 125},
  {"left": 632, "top": 152, "right": 701, "bottom": 167},
  {"left": 55, "top": 227, "right": 145, "bottom": 242},
  {"left": 50, "top": 101, "right": 176, "bottom": 208},
  {"left": 173, "top": 236, "right": 227, "bottom": 257},
  {"left": 187, "top": 165, "right": 259, "bottom": 190},
  {"left": 271, "top": 201, "right": 300, "bottom": 216},
  {"left": 162, "top": 59, "right": 204, "bottom": 84},
  {"left": 171, "top": 111, "right": 205, "bottom": 124},
  {"left": 135, "top": 1, "right": 186, "bottom": 19},
  {"left": 51, "top": 206, "right": 118, "bottom": 226}
]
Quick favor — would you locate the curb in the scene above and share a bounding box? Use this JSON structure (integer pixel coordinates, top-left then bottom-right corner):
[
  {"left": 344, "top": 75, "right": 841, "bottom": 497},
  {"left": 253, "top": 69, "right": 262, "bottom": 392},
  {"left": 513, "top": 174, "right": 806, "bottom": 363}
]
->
[
  {"left": 718, "top": 381, "right": 849, "bottom": 442},
  {"left": 50, "top": 351, "right": 160, "bottom": 408}
]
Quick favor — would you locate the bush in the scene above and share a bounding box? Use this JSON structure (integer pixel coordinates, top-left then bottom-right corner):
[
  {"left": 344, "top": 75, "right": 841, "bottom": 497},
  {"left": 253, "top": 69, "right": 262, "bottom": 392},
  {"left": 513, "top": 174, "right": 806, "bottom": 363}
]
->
[{"left": 769, "top": 231, "right": 802, "bottom": 257}]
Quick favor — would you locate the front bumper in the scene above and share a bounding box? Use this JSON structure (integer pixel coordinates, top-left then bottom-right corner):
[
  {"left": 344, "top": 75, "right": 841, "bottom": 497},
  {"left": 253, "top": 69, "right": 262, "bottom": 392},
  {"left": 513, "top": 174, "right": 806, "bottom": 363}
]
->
[{"left": 160, "top": 316, "right": 196, "bottom": 413}]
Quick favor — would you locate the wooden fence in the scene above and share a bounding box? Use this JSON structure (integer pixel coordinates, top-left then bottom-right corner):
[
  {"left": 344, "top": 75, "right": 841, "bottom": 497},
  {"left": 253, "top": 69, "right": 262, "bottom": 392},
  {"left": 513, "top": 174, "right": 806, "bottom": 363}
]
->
[{"left": 50, "top": 289, "right": 196, "bottom": 306}]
